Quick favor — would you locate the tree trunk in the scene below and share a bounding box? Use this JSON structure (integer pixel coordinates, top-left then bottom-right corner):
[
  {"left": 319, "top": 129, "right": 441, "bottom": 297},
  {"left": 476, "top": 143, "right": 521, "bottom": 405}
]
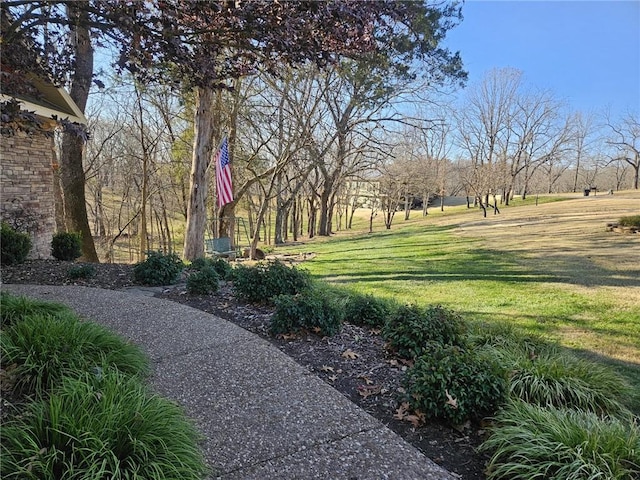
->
[
  {"left": 53, "top": 163, "right": 65, "bottom": 232},
  {"left": 183, "top": 87, "right": 216, "bottom": 260},
  {"left": 60, "top": 1, "right": 98, "bottom": 262}
]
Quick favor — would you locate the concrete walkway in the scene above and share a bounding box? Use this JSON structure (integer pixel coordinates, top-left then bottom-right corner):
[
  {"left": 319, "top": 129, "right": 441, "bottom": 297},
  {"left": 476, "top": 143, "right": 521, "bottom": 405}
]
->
[{"left": 3, "top": 284, "right": 455, "bottom": 480}]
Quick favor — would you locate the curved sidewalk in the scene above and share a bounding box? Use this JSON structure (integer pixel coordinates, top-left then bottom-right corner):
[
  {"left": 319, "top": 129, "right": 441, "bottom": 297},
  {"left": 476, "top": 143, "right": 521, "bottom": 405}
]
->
[{"left": 3, "top": 284, "right": 455, "bottom": 480}]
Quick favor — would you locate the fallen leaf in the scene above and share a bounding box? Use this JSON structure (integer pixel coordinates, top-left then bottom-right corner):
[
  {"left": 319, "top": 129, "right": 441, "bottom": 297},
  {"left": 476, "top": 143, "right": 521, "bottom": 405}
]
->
[
  {"left": 357, "top": 374, "right": 374, "bottom": 385},
  {"left": 311, "top": 326, "right": 322, "bottom": 334},
  {"left": 445, "top": 390, "right": 458, "bottom": 409},
  {"left": 393, "top": 402, "right": 410, "bottom": 421},
  {"left": 277, "top": 333, "right": 297, "bottom": 341},
  {"left": 357, "top": 384, "right": 382, "bottom": 399},
  {"left": 341, "top": 349, "right": 359, "bottom": 360},
  {"left": 328, "top": 375, "right": 338, "bottom": 382},
  {"left": 369, "top": 328, "right": 382, "bottom": 335},
  {"left": 320, "top": 365, "right": 335, "bottom": 372},
  {"left": 405, "top": 414, "right": 424, "bottom": 428}
]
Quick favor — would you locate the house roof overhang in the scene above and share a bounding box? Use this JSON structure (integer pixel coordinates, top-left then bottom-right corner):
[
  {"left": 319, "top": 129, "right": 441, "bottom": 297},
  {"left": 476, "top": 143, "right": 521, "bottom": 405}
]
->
[{"left": 0, "top": 73, "right": 87, "bottom": 125}]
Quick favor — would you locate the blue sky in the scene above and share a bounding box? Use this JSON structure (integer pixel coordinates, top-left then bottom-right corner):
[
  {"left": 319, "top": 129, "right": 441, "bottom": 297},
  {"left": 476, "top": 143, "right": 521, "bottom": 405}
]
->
[{"left": 444, "top": 0, "right": 640, "bottom": 117}]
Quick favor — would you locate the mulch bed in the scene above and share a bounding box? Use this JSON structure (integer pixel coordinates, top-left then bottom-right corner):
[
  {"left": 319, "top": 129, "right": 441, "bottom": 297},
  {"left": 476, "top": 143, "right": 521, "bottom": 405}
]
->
[{"left": 2, "top": 259, "right": 489, "bottom": 479}]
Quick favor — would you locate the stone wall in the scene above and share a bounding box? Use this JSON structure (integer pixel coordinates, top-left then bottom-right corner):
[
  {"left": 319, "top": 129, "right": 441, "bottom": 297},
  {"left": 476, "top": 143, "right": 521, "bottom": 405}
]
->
[{"left": 1, "top": 132, "right": 55, "bottom": 259}]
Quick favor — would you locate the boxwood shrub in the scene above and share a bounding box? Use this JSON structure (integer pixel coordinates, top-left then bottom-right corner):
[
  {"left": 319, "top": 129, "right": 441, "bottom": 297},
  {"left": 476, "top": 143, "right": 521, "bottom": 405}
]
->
[{"left": 0, "top": 222, "right": 31, "bottom": 265}]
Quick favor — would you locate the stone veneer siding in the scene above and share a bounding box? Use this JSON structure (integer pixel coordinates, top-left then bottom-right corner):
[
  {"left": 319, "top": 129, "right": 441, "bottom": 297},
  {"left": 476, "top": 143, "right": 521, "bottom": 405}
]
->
[{"left": 1, "top": 132, "right": 55, "bottom": 259}]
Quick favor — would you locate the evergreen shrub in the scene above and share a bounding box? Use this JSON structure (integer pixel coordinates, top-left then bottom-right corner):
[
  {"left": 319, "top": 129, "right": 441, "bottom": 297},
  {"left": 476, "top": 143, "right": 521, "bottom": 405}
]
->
[
  {"left": 404, "top": 343, "right": 507, "bottom": 425},
  {"left": 190, "top": 257, "right": 233, "bottom": 280},
  {"left": 233, "top": 260, "right": 311, "bottom": 303},
  {"left": 133, "top": 251, "right": 184, "bottom": 286},
  {"left": 344, "top": 292, "right": 392, "bottom": 328},
  {"left": 67, "top": 264, "right": 96, "bottom": 279},
  {"left": 383, "top": 304, "right": 466, "bottom": 359},
  {"left": 0, "top": 221, "right": 31, "bottom": 265},
  {"left": 271, "top": 289, "right": 344, "bottom": 336},
  {"left": 51, "top": 231, "right": 82, "bottom": 261},
  {"left": 186, "top": 267, "right": 219, "bottom": 295}
]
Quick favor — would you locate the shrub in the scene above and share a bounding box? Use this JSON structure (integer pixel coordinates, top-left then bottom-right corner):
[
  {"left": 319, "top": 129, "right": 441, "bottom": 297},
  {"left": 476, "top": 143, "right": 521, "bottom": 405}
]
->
[
  {"left": 133, "top": 251, "right": 184, "bottom": 286},
  {"left": 233, "top": 260, "right": 311, "bottom": 304},
  {"left": 190, "top": 257, "right": 233, "bottom": 280},
  {"left": 271, "top": 289, "right": 344, "bottom": 336},
  {"left": 404, "top": 343, "right": 507, "bottom": 425},
  {"left": 619, "top": 215, "right": 640, "bottom": 228},
  {"left": 481, "top": 401, "right": 640, "bottom": 480},
  {"left": 67, "top": 264, "right": 96, "bottom": 279},
  {"left": 186, "top": 267, "right": 219, "bottom": 295},
  {"left": 0, "top": 221, "right": 31, "bottom": 265},
  {"left": 1, "top": 311, "right": 149, "bottom": 397},
  {"left": 0, "top": 292, "right": 70, "bottom": 328},
  {"left": 344, "top": 292, "right": 392, "bottom": 328},
  {"left": 0, "top": 369, "right": 207, "bottom": 480},
  {"left": 51, "top": 231, "right": 82, "bottom": 261},
  {"left": 383, "top": 304, "right": 466, "bottom": 359},
  {"left": 507, "top": 351, "right": 631, "bottom": 418}
]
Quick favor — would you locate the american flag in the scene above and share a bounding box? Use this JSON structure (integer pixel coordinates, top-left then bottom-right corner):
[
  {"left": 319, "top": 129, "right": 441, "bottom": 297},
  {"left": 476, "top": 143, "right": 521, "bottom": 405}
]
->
[{"left": 215, "top": 137, "right": 233, "bottom": 208}]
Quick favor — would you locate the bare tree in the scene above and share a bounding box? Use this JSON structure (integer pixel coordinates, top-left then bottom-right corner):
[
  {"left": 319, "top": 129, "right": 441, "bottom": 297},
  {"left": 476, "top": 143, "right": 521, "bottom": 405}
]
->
[{"left": 604, "top": 111, "right": 640, "bottom": 189}]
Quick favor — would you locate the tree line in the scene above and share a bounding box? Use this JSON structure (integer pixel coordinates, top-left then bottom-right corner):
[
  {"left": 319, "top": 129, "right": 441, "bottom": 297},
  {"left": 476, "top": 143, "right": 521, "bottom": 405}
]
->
[{"left": 1, "top": 1, "right": 638, "bottom": 263}]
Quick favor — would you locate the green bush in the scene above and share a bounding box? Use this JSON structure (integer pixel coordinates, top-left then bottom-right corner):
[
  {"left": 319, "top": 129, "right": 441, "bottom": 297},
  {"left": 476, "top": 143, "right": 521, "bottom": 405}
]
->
[
  {"left": 383, "top": 304, "right": 466, "bottom": 359},
  {"left": 481, "top": 401, "right": 640, "bottom": 480},
  {"left": 186, "top": 266, "right": 219, "bottom": 295},
  {"left": 271, "top": 289, "right": 344, "bottom": 336},
  {"left": 67, "top": 264, "right": 96, "bottom": 279},
  {"left": 344, "top": 292, "right": 392, "bottom": 328},
  {"left": 51, "top": 231, "right": 82, "bottom": 261},
  {"left": 233, "top": 260, "right": 311, "bottom": 304},
  {"left": 506, "top": 351, "right": 631, "bottom": 418},
  {"left": 1, "top": 369, "right": 207, "bottom": 480},
  {"left": 1, "top": 311, "right": 149, "bottom": 397},
  {"left": 619, "top": 215, "right": 640, "bottom": 228},
  {"left": 133, "top": 251, "right": 184, "bottom": 286},
  {"left": 0, "top": 293, "right": 70, "bottom": 328},
  {"left": 404, "top": 343, "right": 507, "bottom": 425},
  {"left": 190, "top": 257, "right": 233, "bottom": 280},
  {"left": 0, "top": 221, "right": 32, "bottom": 265}
]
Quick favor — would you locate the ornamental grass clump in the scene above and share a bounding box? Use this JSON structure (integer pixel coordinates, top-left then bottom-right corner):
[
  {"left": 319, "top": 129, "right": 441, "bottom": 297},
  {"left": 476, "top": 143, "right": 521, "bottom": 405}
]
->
[
  {"left": 383, "top": 304, "right": 466, "bottom": 359},
  {"left": 1, "top": 369, "right": 207, "bottom": 480},
  {"left": 481, "top": 400, "right": 640, "bottom": 480},
  {"left": 0, "top": 292, "right": 70, "bottom": 328},
  {"left": 507, "top": 350, "right": 632, "bottom": 418},
  {"left": 403, "top": 342, "right": 507, "bottom": 425},
  {"left": 618, "top": 215, "right": 640, "bottom": 228},
  {"left": 1, "top": 311, "right": 148, "bottom": 397}
]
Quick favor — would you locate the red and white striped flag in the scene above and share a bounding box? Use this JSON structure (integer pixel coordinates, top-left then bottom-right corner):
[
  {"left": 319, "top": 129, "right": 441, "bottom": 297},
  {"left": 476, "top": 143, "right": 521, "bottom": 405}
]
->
[{"left": 214, "top": 136, "right": 233, "bottom": 208}]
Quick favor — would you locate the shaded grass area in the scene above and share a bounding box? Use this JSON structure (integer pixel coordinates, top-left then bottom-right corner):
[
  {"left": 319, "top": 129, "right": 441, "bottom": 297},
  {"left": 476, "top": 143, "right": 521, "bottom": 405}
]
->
[{"left": 279, "top": 222, "right": 640, "bottom": 412}]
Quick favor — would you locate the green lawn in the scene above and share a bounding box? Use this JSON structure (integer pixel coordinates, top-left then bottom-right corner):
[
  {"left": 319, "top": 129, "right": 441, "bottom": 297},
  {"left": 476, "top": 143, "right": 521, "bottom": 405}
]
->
[{"left": 276, "top": 208, "right": 640, "bottom": 412}]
